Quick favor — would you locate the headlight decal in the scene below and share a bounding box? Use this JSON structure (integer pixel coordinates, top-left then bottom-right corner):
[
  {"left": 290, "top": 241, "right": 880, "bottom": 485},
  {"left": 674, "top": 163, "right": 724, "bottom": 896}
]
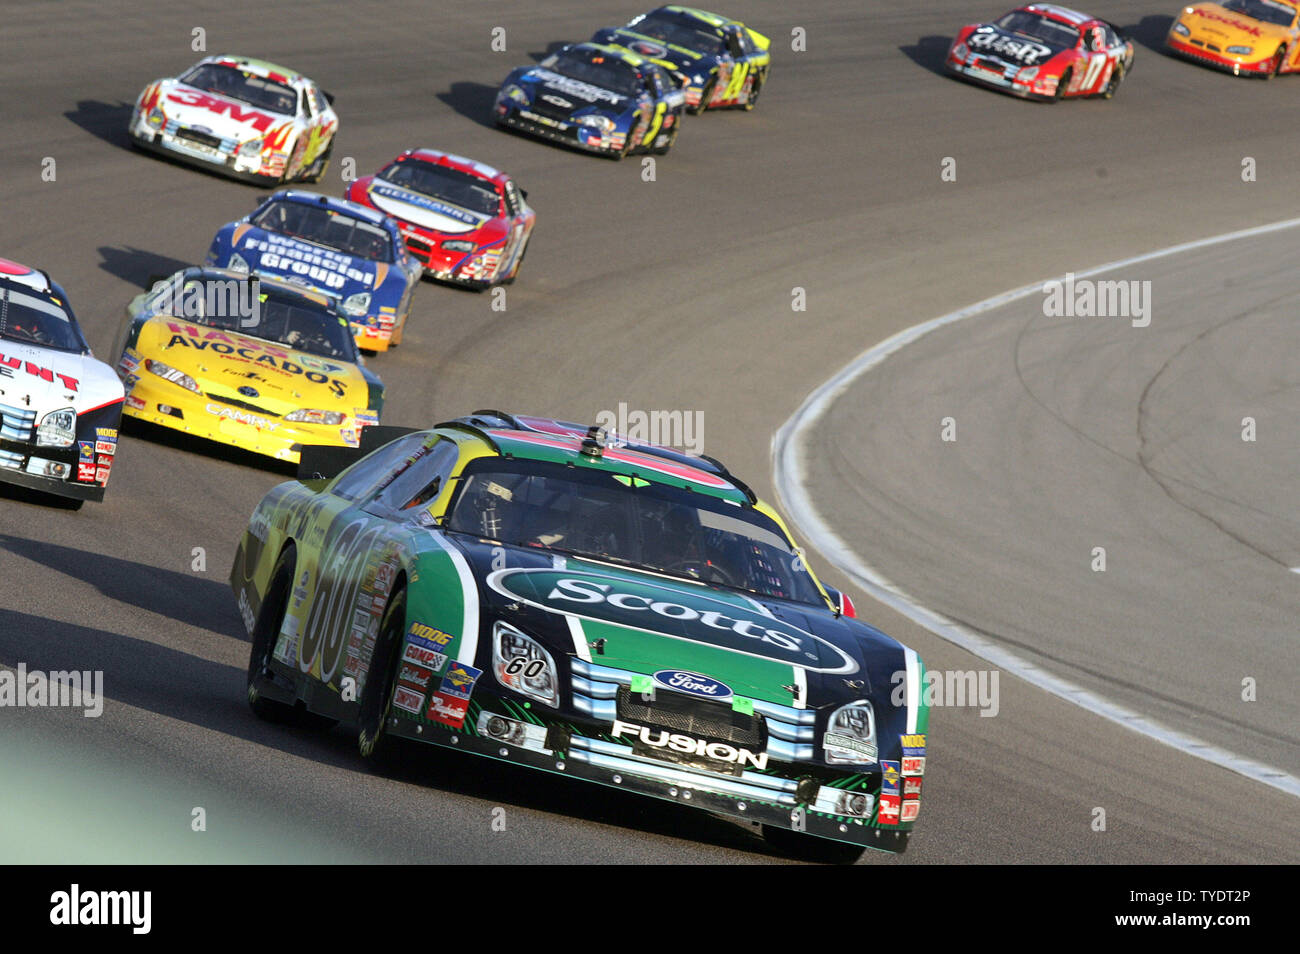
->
[
  {"left": 493, "top": 621, "right": 559, "bottom": 706},
  {"left": 36, "top": 407, "right": 77, "bottom": 448},
  {"left": 823, "top": 700, "right": 878, "bottom": 764}
]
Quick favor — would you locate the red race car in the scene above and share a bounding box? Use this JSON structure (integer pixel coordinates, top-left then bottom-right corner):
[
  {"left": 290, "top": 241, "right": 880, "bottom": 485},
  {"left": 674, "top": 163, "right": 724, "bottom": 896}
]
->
[
  {"left": 946, "top": 3, "right": 1135, "bottom": 101},
  {"left": 346, "top": 149, "right": 535, "bottom": 289}
]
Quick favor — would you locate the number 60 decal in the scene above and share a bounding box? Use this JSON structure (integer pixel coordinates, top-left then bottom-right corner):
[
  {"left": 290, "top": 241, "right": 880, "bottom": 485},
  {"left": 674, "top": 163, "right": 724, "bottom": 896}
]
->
[{"left": 505, "top": 656, "right": 546, "bottom": 678}]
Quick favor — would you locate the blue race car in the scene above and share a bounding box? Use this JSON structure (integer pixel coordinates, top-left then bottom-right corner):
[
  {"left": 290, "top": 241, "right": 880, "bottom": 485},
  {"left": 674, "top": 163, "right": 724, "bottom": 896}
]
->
[
  {"left": 494, "top": 42, "right": 686, "bottom": 158},
  {"left": 206, "top": 190, "right": 420, "bottom": 353}
]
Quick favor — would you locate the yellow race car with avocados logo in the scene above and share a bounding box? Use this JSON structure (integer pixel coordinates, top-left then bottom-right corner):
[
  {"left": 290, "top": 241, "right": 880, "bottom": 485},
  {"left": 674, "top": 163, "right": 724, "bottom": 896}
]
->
[
  {"left": 1166, "top": 0, "right": 1300, "bottom": 76},
  {"left": 112, "top": 267, "right": 384, "bottom": 463}
]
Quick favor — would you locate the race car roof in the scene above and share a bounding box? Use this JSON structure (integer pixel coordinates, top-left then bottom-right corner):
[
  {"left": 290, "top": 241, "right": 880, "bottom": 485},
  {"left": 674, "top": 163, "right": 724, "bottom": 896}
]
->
[
  {"left": 265, "top": 189, "right": 392, "bottom": 228},
  {"left": 399, "top": 148, "right": 508, "bottom": 185},
  {"left": 1024, "top": 3, "right": 1096, "bottom": 27},
  {"left": 561, "top": 41, "right": 659, "bottom": 69},
  {"left": 656, "top": 6, "right": 744, "bottom": 31},
  {"left": 204, "top": 54, "right": 307, "bottom": 86},
  {"left": 438, "top": 410, "right": 754, "bottom": 504},
  {"left": 0, "top": 257, "right": 52, "bottom": 294}
]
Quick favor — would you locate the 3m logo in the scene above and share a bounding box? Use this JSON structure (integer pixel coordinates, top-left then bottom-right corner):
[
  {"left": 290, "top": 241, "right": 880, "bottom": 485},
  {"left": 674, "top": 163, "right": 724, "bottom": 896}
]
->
[{"left": 167, "top": 89, "right": 276, "bottom": 131}]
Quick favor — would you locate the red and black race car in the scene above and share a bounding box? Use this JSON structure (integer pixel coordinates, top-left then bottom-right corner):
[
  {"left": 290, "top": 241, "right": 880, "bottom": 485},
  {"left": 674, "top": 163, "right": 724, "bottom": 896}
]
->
[
  {"left": 946, "top": 3, "right": 1135, "bottom": 101},
  {"left": 346, "top": 149, "right": 535, "bottom": 289}
]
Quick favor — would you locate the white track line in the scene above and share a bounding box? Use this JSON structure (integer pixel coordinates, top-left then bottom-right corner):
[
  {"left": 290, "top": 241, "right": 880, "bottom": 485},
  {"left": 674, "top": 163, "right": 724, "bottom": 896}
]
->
[{"left": 773, "top": 216, "right": 1300, "bottom": 799}]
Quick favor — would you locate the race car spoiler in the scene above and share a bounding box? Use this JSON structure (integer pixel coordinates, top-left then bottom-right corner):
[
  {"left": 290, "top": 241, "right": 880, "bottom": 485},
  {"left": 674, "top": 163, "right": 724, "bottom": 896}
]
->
[{"left": 296, "top": 425, "right": 418, "bottom": 482}]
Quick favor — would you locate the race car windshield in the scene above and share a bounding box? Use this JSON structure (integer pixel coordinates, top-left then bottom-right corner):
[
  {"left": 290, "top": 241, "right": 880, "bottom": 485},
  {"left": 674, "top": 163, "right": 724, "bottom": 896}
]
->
[
  {"left": 0, "top": 286, "right": 86, "bottom": 353},
  {"left": 630, "top": 15, "right": 726, "bottom": 55},
  {"left": 251, "top": 200, "right": 395, "bottom": 262},
  {"left": 545, "top": 49, "right": 645, "bottom": 98},
  {"left": 444, "top": 457, "right": 826, "bottom": 606},
  {"left": 993, "top": 11, "right": 1079, "bottom": 47},
  {"left": 379, "top": 160, "right": 502, "bottom": 217},
  {"left": 179, "top": 64, "right": 297, "bottom": 115},
  {"left": 159, "top": 280, "right": 357, "bottom": 360},
  {"left": 1222, "top": 0, "right": 1296, "bottom": 25}
]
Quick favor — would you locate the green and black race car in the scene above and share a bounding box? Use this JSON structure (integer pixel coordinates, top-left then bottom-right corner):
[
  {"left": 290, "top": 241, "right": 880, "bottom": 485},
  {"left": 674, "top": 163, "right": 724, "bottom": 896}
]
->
[{"left": 231, "top": 411, "right": 928, "bottom": 859}]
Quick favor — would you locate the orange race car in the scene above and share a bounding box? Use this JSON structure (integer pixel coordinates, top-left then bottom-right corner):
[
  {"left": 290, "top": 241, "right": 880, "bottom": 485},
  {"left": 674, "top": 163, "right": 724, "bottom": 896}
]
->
[{"left": 1166, "top": 0, "right": 1300, "bottom": 76}]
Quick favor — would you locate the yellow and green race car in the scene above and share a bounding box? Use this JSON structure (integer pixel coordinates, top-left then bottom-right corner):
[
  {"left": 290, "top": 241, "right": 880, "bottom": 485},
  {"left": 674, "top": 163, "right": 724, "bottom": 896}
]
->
[
  {"left": 592, "top": 6, "right": 771, "bottom": 113},
  {"left": 112, "top": 267, "right": 384, "bottom": 463},
  {"left": 232, "top": 411, "right": 929, "bottom": 861}
]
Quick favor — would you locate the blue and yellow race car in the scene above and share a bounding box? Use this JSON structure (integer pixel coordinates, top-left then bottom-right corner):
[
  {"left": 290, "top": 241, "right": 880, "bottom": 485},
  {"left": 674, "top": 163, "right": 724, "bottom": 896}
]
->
[
  {"left": 593, "top": 6, "right": 771, "bottom": 113},
  {"left": 495, "top": 42, "right": 686, "bottom": 158}
]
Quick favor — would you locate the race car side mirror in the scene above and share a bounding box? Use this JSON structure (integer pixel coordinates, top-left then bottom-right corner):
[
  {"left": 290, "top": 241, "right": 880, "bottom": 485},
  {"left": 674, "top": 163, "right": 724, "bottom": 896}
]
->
[
  {"left": 520, "top": 189, "right": 529, "bottom": 199},
  {"left": 322, "top": 90, "right": 336, "bottom": 105}
]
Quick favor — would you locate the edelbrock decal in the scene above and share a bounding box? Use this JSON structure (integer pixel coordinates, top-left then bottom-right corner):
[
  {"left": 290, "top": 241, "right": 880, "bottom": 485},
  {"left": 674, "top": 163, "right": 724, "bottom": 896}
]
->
[{"left": 485, "top": 568, "right": 858, "bottom": 675}]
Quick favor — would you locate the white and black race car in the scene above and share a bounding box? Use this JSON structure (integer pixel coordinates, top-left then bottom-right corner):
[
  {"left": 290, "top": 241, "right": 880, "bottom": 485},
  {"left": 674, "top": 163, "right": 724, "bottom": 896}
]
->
[{"left": 0, "top": 258, "right": 125, "bottom": 506}]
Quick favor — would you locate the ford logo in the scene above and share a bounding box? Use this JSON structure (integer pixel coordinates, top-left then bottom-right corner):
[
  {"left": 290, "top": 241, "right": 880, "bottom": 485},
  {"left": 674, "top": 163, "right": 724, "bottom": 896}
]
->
[
  {"left": 541, "top": 94, "right": 572, "bottom": 108},
  {"left": 238, "top": 386, "right": 259, "bottom": 398},
  {"left": 653, "top": 669, "right": 732, "bottom": 700}
]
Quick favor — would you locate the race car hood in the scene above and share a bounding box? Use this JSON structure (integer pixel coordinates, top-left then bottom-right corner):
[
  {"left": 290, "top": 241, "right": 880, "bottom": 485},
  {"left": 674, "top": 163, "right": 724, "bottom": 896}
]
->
[
  {"left": 964, "top": 23, "right": 1071, "bottom": 66},
  {"left": 459, "top": 539, "right": 906, "bottom": 709},
  {"left": 1176, "top": 3, "right": 1292, "bottom": 43},
  {"left": 155, "top": 78, "right": 293, "bottom": 142},
  {"left": 360, "top": 178, "right": 491, "bottom": 235},
  {"left": 219, "top": 222, "right": 389, "bottom": 300},
  {"left": 0, "top": 342, "right": 123, "bottom": 416},
  {"left": 519, "top": 66, "right": 632, "bottom": 112},
  {"left": 595, "top": 27, "right": 716, "bottom": 74},
  {"left": 136, "top": 316, "right": 366, "bottom": 410}
]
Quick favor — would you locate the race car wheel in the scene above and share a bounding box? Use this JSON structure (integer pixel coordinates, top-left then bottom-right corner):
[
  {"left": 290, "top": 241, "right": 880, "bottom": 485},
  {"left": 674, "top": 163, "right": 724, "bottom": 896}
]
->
[
  {"left": 300, "top": 142, "right": 333, "bottom": 184},
  {"left": 1050, "top": 68, "right": 1071, "bottom": 103},
  {"left": 761, "top": 825, "right": 869, "bottom": 865},
  {"left": 246, "top": 546, "right": 300, "bottom": 723},
  {"left": 1100, "top": 66, "right": 1123, "bottom": 100},
  {"left": 502, "top": 242, "right": 528, "bottom": 285},
  {"left": 743, "top": 75, "right": 763, "bottom": 111},
  {"left": 691, "top": 76, "right": 716, "bottom": 114},
  {"left": 1266, "top": 47, "right": 1285, "bottom": 79},
  {"left": 651, "top": 115, "right": 681, "bottom": 156},
  {"left": 357, "top": 585, "right": 407, "bottom": 766}
]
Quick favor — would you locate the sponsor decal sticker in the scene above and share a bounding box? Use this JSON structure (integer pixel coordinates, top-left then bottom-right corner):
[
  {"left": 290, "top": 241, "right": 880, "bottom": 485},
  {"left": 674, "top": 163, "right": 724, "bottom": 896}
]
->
[
  {"left": 78, "top": 441, "right": 94, "bottom": 462},
  {"left": 440, "top": 662, "right": 482, "bottom": 701},
  {"left": 901, "top": 798, "right": 921, "bottom": 823},
  {"left": 877, "top": 793, "right": 901, "bottom": 826},
  {"left": 427, "top": 690, "right": 469, "bottom": 728},
  {"left": 903, "top": 777, "right": 922, "bottom": 797},
  {"left": 881, "top": 760, "right": 900, "bottom": 795},
  {"left": 392, "top": 686, "right": 424, "bottom": 715},
  {"left": 901, "top": 755, "right": 926, "bottom": 777},
  {"left": 403, "top": 643, "right": 446, "bottom": 671},
  {"left": 398, "top": 662, "right": 433, "bottom": 691},
  {"left": 611, "top": 719, "right": 769, "bottom": 770},
  {"left": 408, "top": 621, "right": 455, "bottom": 648},
  {"left": 94, "top": 440, "right": 116, "bottom": 456}
]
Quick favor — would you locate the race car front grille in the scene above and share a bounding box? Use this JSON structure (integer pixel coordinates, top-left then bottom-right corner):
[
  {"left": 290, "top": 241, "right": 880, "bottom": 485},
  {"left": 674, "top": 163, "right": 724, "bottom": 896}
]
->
[
  {"left": 204, "top": 395, "right": 279, "bottom": 416},
  {"left": 0, "top": 403, "right": 37, "bottom": 443},
  {"left": 175, "top": 127, "right": 225, "bottom": 151},
  {"left": 616, "top": 684, "right": 764, "bottom": 749},
  {"left": 529, "top": 98, "right": 580, "bottom": 123},
  {"left": 0, "top": 449, "right": 25, "bottom": 470}
]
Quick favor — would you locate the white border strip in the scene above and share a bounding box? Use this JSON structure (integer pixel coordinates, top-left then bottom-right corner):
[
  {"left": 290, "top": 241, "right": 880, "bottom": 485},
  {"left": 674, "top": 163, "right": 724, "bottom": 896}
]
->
[{"left": 773, "top": 216, "right": 1300, "bottom": 799}]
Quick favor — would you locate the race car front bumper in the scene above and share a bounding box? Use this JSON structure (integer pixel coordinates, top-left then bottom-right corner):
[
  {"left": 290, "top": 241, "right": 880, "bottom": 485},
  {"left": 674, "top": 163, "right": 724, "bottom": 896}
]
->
[
  {"left": 497, "top": 108, "right": 625, "bottom": 157},
  {"left": 0, "top": 456, "right": 105, "bottom": 502},
  {"left": 380, "top": 699, "right": 912, "bottom": 853},
  {"left": 945, "top": 58, "right": 1060, "bottom": 100},
  {"left": 129, "top": 124, "right": 282, "bottom": 185},
  {"left": 121, "top": 382, "right": 362, "bottom": 464},
  {"left": 1164, "top": 36, "right": 1276, "bottom": 75}
]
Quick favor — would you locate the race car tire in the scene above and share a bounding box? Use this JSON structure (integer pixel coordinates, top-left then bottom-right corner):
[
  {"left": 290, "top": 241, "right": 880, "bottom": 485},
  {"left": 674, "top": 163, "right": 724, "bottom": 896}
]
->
[
  {"left": 357, "top": 585, "right": 407, "bottom": 767},
  {"left": 1265, "top": 46, "right": 1285, "bottom": 79},
  {"left": 760, "top": 825, "right": 870, "bottom": 865},
  {"left": 1051, "top": 68, "right": 1071, "bottom": 103},
  {"left": 300, "top": 142, "right": 333, "bottom": 184},
  {"left": 743, "top": 74, "right": 763, "bottom": 111},
  {"left": 502, "top": 242, "right": 528, "bottom": 285},
  {"left": 1100, "top": 65, "right": 1123, "bottom": 99},
  {"left": 246, "top": 545, "right": 302, "bottom": 724},
  {"left": 691, "top": 76, "right": 716, "bottom": 114},
  {"left": 651, "top": 115, "right": 681, "bottom": 156}
]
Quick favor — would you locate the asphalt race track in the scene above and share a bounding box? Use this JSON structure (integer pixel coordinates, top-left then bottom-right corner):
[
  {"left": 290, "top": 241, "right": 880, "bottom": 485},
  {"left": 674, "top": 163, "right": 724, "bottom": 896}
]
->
[{"left": 1, "top": 0, "right": 1297, "bottom": 864}]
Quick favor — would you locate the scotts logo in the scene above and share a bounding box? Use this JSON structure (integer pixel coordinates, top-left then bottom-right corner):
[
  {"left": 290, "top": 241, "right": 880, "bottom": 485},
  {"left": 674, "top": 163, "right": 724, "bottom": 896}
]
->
[
  {"left": 485, "top": 568, "right": 858, "bottom": 675},
  {"left": 612, "top": 720, "right": 767, "bottom": 770},
  {"left": 653, "top": 670, "right": 731, "bottom": 699}
]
